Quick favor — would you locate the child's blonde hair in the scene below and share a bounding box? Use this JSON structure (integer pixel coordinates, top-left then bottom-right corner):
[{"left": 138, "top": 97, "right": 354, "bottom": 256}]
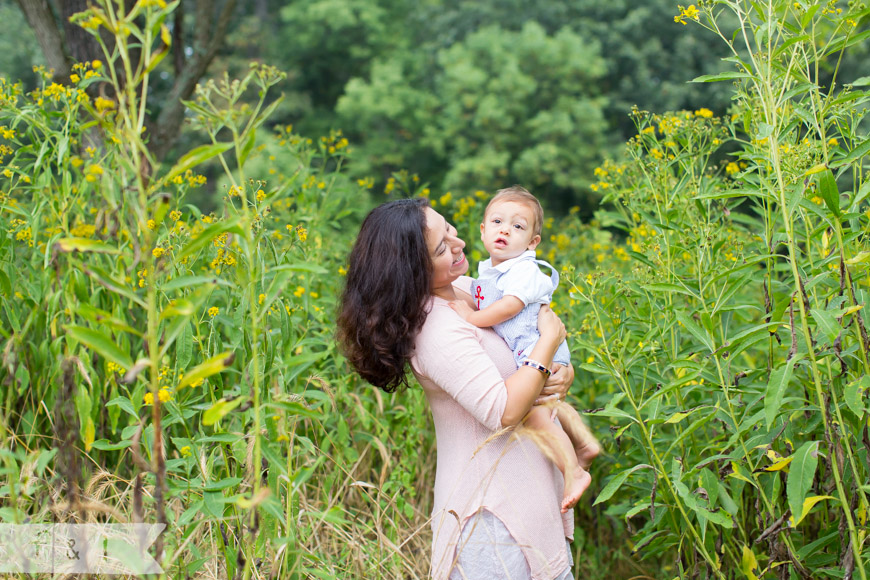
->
[{"left": 483, "top": 185, "right": 544, "bottom": 237}]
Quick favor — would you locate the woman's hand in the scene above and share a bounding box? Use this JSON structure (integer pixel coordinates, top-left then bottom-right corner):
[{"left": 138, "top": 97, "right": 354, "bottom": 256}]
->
[
  {"left": 535, "top": 363, "right": 574, "bottom": 405},
  {"left": 537, "top": 305, "right": 567, "bottom": 345}
]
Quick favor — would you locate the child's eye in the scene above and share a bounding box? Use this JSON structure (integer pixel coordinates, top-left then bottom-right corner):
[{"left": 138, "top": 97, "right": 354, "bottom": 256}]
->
[
  {"left": 514, "top": 224, "right": 523, "bottom": 230},
  {"left": 493, "top": 219, "right": 501, "bottom": 224}
]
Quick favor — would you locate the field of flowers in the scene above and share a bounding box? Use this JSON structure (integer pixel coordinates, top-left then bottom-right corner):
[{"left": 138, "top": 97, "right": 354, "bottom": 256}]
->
[{"left": 1, "top": 1, "right": 869, "bottom": 579}]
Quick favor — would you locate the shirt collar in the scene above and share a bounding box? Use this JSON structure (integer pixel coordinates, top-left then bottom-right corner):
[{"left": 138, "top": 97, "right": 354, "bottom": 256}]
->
[{"left": 478, "top": 250, "right": 537, "bottom": 276}]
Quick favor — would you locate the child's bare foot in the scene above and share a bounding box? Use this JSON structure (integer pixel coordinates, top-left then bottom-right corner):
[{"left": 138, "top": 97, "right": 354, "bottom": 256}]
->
[
  {"left": 561, "top": 466, "right": 591, "bottom": 513},
  {"left": 574, "top": 438, "right": 601, "bottom": 470}
]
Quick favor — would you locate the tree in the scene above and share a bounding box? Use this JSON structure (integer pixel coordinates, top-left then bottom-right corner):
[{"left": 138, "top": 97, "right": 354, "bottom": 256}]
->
[
  {"left": 338, "top": 22, "right": 612, "bottom": 211},
  {"left": 14, "top": 0, "right": 238, "bottom": 160}
]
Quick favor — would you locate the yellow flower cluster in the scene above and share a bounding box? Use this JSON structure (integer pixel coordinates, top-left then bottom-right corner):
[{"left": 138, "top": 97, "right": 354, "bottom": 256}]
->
[
  {"left": 171, "top": 169, "right": 207, "bottom": 188},
  {"left": 321, "top": 129, "right": 350, "bottom": 155},
  {"left": 210, "top": 248, "right": 236, "bottom": 272},
  {"left": 170, "top": 210, "right": 182, "bottom": 221},
  {"left": 357, "top": 177, "right": 374, "bottom": 189},
  {"left": 674, "top": 4, "right": 700, "bottom": 25},
  {"left": 0, "top": 126, "right": 14, "bottom": 140},
  {"left": 70, "top": 223, "right": 96, "bottom": 238},
  {"left": 106, "top": 361, "right": 126, "bottom": 375},
  {"left": 137, "top": 268, "right": 148, "bottom": 287},
  {"left": 143, "top": 388, "right": 172, "bottom": 405},
  {"left": 208, "top": 306, "right": 219, "bottom": 317}
]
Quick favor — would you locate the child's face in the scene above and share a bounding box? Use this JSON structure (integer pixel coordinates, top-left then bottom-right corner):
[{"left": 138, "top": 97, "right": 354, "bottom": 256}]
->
[{"left": 480, "top": 200, "right": 541, "bottom": 266}]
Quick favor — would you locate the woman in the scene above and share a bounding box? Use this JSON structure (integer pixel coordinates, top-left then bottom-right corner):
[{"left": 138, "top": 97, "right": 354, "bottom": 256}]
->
[{"left": 337, "top": 198, "right": 577, "bottom": 580}]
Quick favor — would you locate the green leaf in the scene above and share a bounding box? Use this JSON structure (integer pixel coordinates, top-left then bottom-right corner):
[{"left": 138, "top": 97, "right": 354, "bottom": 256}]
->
[
  {"left": 831, "top": 137, "right": 870, "bottom": 169},
  {"left": 160, "top": 275, "right": 234, "bottom": 292},
  {"left": 593, "top": 464, "right": 652, "bottom": 506},
  {"left": 810, "top": 308, "right": 841, "bottom": 343},
  {"left": 90, "top": 439, "right": 133, "bottom": 451},
  {"left": 816, "top": 168, "right": 840, "bottom": 217},
  {"left": 789, "top": 495, "right": 835, "bottom": 528},
  {"left": 675, "top": 311, "right": 714, "bottom": 353},
  {"left": 764, "top": 355, "right": 802, "bottom": 429},
  {"left": 742, "top": 545, "right": 760, "bottom": 580},
  {"left": 163, "top": 143, "right": 233, "bottom": 185},
  {"left": 202, "top": 397, "right": 245, "bottom": 426},
  {"left": 178, "top": 351, "right": 235, "bottom": 389},
  {"left": 204, "top": 477, "right": 243, "bottom": 491},
  {"left": 55, "top": 237, "right": 119, "bottom": 254},
  {"left": 691, "top": 71, "right": 753, "bottom": 83},
  {"left": 787, "top": 441, "right": 819, "bottom": 523},
  {"left": 844, "top": 376, "right": 869, "bottom": 418},
  {"left": 65, "top": 325, "right": 133, "bottom": 369},
  {"left": 176, "top": 321, "right": 193, "bottom": 370}
]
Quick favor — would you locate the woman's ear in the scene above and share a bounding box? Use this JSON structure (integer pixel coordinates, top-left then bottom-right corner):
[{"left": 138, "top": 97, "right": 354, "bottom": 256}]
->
[{"left": 527, "top": 235, "right": 541, "bottom": 251}]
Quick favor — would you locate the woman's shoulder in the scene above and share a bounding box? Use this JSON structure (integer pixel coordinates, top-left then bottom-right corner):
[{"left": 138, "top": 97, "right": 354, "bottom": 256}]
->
[{"left": 451, "top": 275, "right": 473, "bottom": 295}]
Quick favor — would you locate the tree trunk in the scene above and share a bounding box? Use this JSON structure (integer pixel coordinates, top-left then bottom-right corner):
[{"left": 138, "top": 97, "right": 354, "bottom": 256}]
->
[
  {"left": 15, "top": 0, "right": 69, "bottom": 81},
  {"left": 148, "top": 0, "right": 238, "bottom": 160}
]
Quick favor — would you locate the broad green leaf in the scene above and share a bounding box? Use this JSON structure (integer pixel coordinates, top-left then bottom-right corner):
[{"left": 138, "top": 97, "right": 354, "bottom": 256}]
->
[
  {"left": 760, "top": 456, "right": 793, "bottom": 472},
  {"left": 845, "top": 251, "right": 870, "bottom": 265},
  {"left": 75, "top": 304, "right": 141, "bottom": 336},
  {"left": 675, "top": 311, "right": 714, "bottom": 353},
  {"left": 203, "top": 477, "right": 243, "bottom": 491},
  {"left": 91, "top": 439, "right": 133, "bottom": 451},
  {"left": 728, "top": 461, "right": 757, "bottom": 488},
  {"left": 106, "top": 396, "right": 138, "bottom": 418},
  {"left": 178, "top": 351, "right": 235, "bottom": 389},
  {"left": 816, "top": 168, "right": 840, "bottom": 217},
  {"left": 55, "top": 237, "right": 119, "bottom": 254},
  {"left": 788, "top": 495, "right": 836, "bottom": 528},
  {"left": 831, "top": 137, "right": 870, "bottom": 169},
  {"left": 202, "top": 397, "right": 245, "bottom": 426},
  {"left": 844, "top": 376, "right": 869, "bottom": 418},
  {"left": 163, "top": 142, "right": 233, "bottom": 185},
  {"left": 787, "top": 441, "right": 819, "bottom": 523},
  {"left": 593, "top": 464, "right": 652, "bottom": 506},
  {"left": 176, "top": 321, "right": 193, "bottom": 370},
  {"left": 65, "top": 325, "right": 133, "bottom": 369},
  {"left": 765, "top": 355, "right": 802, "bottom": 429},
  {"left": 810, "top": 308, "right": 840, "bottom": 343},
  {"left": 83, "top": 417, "right": 95, "bottom": 452},
  {"left": 742, "top": 545, "right": 760, "bottom": 580},
  {"left": 664, "top": 411, "right": 689, "bottom": 424}
]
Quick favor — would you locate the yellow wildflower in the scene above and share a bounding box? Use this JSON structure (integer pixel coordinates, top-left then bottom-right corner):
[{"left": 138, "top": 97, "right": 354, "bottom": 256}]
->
[
  {"left": 208, "top": 306, "right": 219, "bottom": 317},
  {"left": 294, "top": 286, "right": 305, "bottom": 297},
  {"left": 152, "top": 247, "right": 165, "bottom": 258}
]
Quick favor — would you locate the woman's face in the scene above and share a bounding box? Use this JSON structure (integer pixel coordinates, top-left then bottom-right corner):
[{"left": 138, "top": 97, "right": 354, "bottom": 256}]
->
[{"left": 424, "top": 207, "right": 467, "bottom": 297}]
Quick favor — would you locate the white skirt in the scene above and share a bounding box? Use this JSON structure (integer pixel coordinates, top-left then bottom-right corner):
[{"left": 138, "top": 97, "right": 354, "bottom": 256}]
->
[{"left": 448, "top": 509, "right": 573, "bottom": 580}]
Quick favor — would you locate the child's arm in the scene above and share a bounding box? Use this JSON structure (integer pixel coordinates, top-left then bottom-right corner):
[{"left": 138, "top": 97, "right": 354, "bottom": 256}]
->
[{"left": 450, "top": 295, "right": 525, "bottom": 328}]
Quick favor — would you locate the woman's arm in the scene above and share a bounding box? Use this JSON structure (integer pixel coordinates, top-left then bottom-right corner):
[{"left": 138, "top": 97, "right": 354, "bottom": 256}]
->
[{"left": 500, "top": 306, "right": 566, "bottom": 427}]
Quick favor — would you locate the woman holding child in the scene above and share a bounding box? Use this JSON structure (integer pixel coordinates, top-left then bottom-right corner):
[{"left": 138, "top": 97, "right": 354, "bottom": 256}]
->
[{"left": 337, "top": 187, "right": 597, "bottom": 579}]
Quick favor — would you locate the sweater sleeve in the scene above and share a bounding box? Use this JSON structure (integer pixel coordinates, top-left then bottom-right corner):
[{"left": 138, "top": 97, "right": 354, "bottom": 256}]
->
[{"left": 414, "top": 309, "right": 508, "bottom": 431}]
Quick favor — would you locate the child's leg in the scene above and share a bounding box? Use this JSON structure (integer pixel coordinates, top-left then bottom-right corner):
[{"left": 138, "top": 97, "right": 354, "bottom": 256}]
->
[
  {"left": 524, "top": 406, "right": 591, "bottom": 513},
  {"left": 553, "top": 402, "right": 600, "bottom": 469}
]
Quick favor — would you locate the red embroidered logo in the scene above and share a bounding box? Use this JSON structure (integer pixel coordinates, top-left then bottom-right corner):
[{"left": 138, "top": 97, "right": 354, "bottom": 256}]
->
[{"left": 474, "top": 285, "right": 484, "bottom": 309}]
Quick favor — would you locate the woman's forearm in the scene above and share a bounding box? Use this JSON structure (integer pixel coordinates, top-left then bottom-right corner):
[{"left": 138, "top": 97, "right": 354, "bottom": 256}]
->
[{"left": 500, "top": 332, "right": 561, "bottom": 427}]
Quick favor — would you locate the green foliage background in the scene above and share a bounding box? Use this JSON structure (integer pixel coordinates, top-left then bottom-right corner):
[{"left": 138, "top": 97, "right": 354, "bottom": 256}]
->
[{"left": 1, "top": 1, "right": 870, "bottom": 579}]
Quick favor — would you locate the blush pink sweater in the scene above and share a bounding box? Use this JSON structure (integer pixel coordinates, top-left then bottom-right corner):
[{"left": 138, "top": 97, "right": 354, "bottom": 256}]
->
[{"left": 410, "top": 277, "right": 574, "bottom": 580}]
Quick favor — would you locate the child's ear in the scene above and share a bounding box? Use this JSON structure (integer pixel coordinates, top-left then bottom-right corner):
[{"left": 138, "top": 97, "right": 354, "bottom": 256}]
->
[
  {"left": 480, "top": 222, "right": 485, "bottom": 238},
  {"left": 527, "top": 234, "right": 541, "bottom": 251}
]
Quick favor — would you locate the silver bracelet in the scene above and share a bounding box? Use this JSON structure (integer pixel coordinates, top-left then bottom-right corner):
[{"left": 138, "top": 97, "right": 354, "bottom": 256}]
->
[{"left": 521, "top": 358, "right": 552, "bottom": 378}]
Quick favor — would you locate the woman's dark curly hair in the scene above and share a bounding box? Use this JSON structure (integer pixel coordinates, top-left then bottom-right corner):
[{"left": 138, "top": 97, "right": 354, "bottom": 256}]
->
[{"left": 336, "top": 198, "right": 433, "bottom": 392}]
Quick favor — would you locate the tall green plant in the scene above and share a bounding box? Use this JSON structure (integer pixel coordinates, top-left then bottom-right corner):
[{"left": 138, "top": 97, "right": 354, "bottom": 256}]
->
[{"left": 580, "top": 1, "right": 870, "bottom": 577}]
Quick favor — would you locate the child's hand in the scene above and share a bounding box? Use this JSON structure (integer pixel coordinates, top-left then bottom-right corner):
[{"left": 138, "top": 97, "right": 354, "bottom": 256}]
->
[{"left": 449, "top": 300, "right": 475, "bottom": 320}]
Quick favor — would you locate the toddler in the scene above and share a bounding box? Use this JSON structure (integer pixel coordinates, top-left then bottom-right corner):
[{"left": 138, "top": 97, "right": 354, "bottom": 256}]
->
[{"left": 449, "top": 185, "right": 599, "bottom": 512}]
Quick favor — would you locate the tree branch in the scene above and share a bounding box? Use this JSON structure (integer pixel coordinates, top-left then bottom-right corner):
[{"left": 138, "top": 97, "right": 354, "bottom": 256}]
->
[{"left": 15, "top": 0, "right": 70, "bottom": 81}]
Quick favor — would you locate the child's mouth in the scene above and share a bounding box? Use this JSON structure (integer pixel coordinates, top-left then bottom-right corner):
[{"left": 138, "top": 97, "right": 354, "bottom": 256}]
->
[{"left": 494, "top": 237, "right": 507, "bottom": 248}]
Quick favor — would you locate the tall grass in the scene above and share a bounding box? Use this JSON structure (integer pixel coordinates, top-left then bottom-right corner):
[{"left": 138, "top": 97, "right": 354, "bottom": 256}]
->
[{"left": 1, "top": 1, "right": 868, "bottom": 579}]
